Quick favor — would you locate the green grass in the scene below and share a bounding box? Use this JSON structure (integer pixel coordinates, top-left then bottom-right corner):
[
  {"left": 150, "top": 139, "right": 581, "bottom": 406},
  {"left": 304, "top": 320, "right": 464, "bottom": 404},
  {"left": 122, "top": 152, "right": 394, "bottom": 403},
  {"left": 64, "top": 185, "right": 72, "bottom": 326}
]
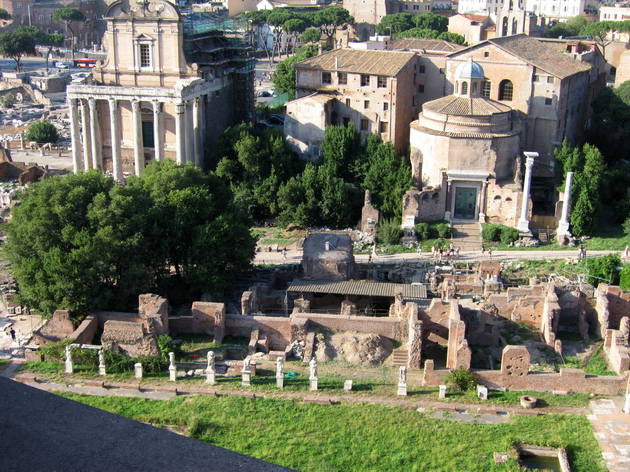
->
[
  {"left": 440, "top": 388, "right": 592, "bottom": 408},
  {"left": 563, "top": 345, "right": 617, "bottom": 376},
  {"left": 56, "top": 393, "right": 606, "bottom": 472}
]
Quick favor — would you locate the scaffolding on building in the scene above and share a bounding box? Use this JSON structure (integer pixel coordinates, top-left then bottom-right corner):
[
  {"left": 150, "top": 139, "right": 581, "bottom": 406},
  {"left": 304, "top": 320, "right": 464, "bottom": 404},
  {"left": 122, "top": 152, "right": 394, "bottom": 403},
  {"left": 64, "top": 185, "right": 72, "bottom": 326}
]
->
[{"left": 182, "top": 10, "right": 256, "bottom": 123}]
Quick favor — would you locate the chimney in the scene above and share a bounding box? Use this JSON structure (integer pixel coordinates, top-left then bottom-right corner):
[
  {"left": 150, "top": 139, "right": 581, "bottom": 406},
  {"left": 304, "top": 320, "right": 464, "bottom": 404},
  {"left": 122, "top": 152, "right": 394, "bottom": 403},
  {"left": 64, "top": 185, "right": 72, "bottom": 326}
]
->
[{"left": 335, "top": 56, "right": 338, "bottom": 70}]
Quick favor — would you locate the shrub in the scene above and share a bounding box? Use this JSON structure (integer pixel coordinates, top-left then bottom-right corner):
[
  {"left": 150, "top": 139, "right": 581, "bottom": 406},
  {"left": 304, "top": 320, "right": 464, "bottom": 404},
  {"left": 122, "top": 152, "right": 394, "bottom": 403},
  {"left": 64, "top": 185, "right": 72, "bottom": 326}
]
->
[
  {"left": 481, "top": 224, "right": 501, "bottom": 242},
  {"left": 39, "top": 338, "right": 76, "bottom": 362},
  {"left": 620, "top": 267, "right": 630, "bottom": 291},
  {"left": 2, "top": 92, "right": 14, "bottom": 108},
  {"left": 500, "top": 226, "right": 520, "bottom": 245},
  {"left": 436, "top": 223, "right": 451, "bottom": 239},
  {"left": 377, "top": 218, "right": 403, "bottom": 245},
  {"left": 444, "top": 367, "right": 477, "bottom": 391},
  {"left": 586, "top": 254, "right": 621, "bottom": 286},
  {"left": 26, "top": 120, "right": 59, "bottom": 144},
  {"left": 414, "top": 222, "right": 430, "bottom": 240}
]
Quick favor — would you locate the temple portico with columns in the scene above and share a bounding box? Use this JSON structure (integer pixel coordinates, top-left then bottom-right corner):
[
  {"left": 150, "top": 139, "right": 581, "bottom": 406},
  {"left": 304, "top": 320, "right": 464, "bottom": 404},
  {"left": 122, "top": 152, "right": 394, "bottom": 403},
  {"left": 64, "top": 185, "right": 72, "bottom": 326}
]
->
[
  {"left": 67, "top": 0, "right": 254, "bottom": 181},
  {"left": 67, "top": 79, "right": 218, "bottom": 180}
]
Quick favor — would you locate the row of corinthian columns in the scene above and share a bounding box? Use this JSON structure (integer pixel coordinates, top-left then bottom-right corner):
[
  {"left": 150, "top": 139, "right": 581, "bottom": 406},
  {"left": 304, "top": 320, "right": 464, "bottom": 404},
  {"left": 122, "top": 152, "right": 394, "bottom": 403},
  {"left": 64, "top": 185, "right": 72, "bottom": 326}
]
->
[{"left": 68, "top": 95, "right": 204, "bottom": 183}]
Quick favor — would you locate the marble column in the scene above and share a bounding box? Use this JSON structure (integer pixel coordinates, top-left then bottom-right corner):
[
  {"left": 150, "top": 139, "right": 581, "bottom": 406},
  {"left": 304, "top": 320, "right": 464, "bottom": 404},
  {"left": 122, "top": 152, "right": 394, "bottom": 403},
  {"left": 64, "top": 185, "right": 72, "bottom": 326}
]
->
[
  {"left": 193, "top": 97, "right": 202, "bottom": 168},
  {"left": 88, "top": 98, "right": 101, "bottom": 171},
  {"left": 517, "top": 153, "right": 537, "bottom": 235},
  {"left": 108, "top": 98, "right": 123, "bottom": 183},
  {"left": 68, "top": 98, "right": 81, "bottom": 173},
  {"left": 557, "top": 171, "right": 574, "bottom": 236},
  {"left": 444, "top": 179, "right": 452, "bottom": 221},
  {"left": 478, "top": 181, "right": 488, "bottom": 222},
  {"left": 152, "top": 100, "right": 163, "bottom": 162},
  {"left": 174, "top": 102, "right": 185, "bottom": 165},
  {"left": 80, "top": 99, "right": 91, "bottom": 171},
  {"left": 131, "top": 100, "right": 144, "bottom": 177},
  {"left": 185, "top": 100, "right": 194, "bottom": 164}
]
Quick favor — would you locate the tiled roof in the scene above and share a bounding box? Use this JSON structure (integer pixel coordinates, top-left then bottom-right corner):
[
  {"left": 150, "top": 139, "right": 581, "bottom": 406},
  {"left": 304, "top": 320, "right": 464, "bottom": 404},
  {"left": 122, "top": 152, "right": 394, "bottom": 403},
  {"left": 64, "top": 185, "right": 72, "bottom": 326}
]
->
[
  {"left": 411, "top": 123, "right": 519, "bottom": 139},
  {"left": 462, "top": 13, "right": 491, "bottom": 22},
  {"left": 294, "top": 49, "right": 416, "bottom": 76},
  {"left": 423, "top": 95, "right": 513, "bottom": 116},
  {"left": 392, "top": 38, "right": 465, "bottom": 53},
  {"left": 287, "top": 279, "right": 428, "bottom": 299},
  {"left": 465, "top": 34, "right": 591, "bottom": 79}
]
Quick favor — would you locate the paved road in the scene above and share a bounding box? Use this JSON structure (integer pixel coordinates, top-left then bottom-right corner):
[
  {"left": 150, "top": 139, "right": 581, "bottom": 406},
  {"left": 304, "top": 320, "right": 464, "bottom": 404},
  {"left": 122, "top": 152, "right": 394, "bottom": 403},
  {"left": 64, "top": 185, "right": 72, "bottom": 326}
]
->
[{"left": 254, "top": 247, "right": 623, "bottom": 266}]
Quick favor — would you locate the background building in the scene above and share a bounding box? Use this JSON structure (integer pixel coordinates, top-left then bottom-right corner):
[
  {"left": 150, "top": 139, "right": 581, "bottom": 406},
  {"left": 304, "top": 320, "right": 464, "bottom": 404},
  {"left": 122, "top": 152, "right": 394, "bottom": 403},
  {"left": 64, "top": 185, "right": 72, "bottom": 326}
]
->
[{"left": 67, "top": 1, "right": 255, "bottom": 179}]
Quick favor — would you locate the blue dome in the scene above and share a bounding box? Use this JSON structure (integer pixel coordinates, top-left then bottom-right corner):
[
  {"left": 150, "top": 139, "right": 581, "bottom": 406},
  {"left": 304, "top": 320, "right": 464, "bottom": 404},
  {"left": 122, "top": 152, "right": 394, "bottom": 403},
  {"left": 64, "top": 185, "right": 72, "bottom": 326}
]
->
[{"left": 455, "top": 60, "right": 485, "bottom": 79}]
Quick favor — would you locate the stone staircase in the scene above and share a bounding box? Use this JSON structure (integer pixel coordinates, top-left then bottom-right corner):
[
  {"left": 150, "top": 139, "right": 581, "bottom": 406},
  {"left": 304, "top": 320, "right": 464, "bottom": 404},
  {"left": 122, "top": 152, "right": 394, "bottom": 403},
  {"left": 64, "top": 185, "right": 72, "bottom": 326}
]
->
[
  {"left": 392, "top": 349, "right": 408, "bottom": 367},
  {"left": 451, "top": 223, "right": 482, "bottom": 252}
]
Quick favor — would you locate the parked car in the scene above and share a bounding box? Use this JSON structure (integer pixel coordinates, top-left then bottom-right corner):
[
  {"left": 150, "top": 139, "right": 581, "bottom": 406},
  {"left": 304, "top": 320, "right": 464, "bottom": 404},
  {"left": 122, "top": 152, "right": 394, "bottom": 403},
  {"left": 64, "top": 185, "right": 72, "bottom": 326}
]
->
[
  {"left": 257, "top": 90, "right": 271, "bottom": 97},
  {"left": 55, "top": 61, "right": 69, "bottom": 69},
  {"left": 266, "top": 115, "right": 284, "bottom": 126},
  {"left": 268, "top": 114, "right": 285, "bottom": 121}
]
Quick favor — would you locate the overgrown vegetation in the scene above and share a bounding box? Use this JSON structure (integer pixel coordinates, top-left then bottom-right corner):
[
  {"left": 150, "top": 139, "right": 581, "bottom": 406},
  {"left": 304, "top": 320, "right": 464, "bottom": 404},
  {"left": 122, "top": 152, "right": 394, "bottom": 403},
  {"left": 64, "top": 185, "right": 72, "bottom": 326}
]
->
[
  {"left": 377, "top": 218, "right": 403, "bottom": 245},
  {"left": 444, "top": 368, "right": 477, "bottom": 391},
  {"left": 481, "top": 223, "right": 519, "bottom": 245},
  {"left": 413, "top": 220, "right": 451, "bottom": 240},
  {"left": 216, "top": 122, "right": 413, "bottom": 228},
  {"left": 58, "top": 394, "right": 606, "bottom": 471},
  {"left": 6, "top": 161, "right": 256, "bottom": 318}
]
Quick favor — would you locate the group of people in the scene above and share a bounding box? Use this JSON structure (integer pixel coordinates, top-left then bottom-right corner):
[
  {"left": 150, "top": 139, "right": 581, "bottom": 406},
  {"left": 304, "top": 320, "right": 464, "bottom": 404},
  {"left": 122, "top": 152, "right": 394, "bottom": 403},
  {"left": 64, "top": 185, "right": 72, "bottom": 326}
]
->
[{"left": 427, "top": 243, "right": 459, "bottom": 263}]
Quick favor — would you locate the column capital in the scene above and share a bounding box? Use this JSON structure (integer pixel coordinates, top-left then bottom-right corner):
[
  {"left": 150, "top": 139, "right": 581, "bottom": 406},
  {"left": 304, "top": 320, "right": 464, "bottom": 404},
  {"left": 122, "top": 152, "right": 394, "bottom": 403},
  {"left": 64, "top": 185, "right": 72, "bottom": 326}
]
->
[
  {"left": 131, "top": 99, "right": 140, "bottom": 112},
  {"left": 88, "top": 97, "right": 97, "bottom": 106}
]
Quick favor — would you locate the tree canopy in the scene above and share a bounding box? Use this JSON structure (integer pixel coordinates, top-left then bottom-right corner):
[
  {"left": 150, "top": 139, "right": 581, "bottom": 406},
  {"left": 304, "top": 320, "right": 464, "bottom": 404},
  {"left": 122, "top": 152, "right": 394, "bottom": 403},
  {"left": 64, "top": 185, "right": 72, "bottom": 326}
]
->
[
  {"left": 52, "top": 7, "right": 85, "bottom": 56},
  {"left": 0, "top": 8, "right": 12, "bottom": 20},
  {"left": 0, "top": 26, "right": 39, "bottom": 69},
  {"left": 272, "top": 44, "right": 319, "bottom": 99},
  {"left": 26, "top": 120, "right": 59, "bottom": 144},
  {"left": 546, "top": 16, "right": 587, "bottom": 38},
  {"left": 555, "top": 141, "right": 607, "bottom": 236},
  {"left": 6, "top": 161, "right": 256, "bottom": 318}
]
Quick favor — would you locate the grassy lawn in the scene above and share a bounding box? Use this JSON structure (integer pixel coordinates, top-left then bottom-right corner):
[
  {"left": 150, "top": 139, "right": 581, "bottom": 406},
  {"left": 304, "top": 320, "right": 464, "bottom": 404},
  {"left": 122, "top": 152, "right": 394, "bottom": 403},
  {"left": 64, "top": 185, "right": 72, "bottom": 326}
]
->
[{"left": 57, "top": 393, "right": 605, "bottom": 472}]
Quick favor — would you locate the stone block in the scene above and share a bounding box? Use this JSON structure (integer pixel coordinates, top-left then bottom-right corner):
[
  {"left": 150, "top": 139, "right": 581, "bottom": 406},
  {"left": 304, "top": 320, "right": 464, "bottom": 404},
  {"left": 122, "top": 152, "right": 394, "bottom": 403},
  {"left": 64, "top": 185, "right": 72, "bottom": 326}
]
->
[
  {"left": 344, "top": 380, "right": 353, "bottom": 392},
  {"left": 477, "top": 385, "right": 488, "bottom": 400},
  {"left": 397, "top": 383, "right": 407, "bottom": 396},
  {"left": 310, "top": 377, "right": 318, "bottom": 391},
  {"left": 439, "top": 385, "right": 447, "bottom": 399}
]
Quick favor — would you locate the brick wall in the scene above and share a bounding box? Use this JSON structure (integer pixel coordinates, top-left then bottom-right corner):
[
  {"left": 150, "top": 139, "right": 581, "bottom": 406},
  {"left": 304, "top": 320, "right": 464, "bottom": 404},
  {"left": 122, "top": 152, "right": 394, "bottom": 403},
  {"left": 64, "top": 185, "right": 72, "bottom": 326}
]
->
[
  {"left": 291, "top": 312, "right": 400, "bottom": 339},
  {"left": 71, "top": 315, "right": 98, "bottom": 345},
  {"left": 226, "top": 315, "right": 292, "bottom": 350}
]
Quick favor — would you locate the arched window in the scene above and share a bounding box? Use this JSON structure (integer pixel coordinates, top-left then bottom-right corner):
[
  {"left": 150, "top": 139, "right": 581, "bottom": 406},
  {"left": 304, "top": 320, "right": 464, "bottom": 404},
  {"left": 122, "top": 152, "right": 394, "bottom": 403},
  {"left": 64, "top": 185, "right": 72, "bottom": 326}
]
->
[
  {"left": 472, "top": 82, "right": 478, "bottom": 95},
  {"left": 499, "top": 79, "right": 513, "bottom": 101},
  {"left": 462, "top": 81, "right": 468, "bottom": 95},
  {"left": 512, "top": 18, "right": 518, "bottom": 35},
  {"left": 482, "top": 81, "right": 491, "bottom": 98}
]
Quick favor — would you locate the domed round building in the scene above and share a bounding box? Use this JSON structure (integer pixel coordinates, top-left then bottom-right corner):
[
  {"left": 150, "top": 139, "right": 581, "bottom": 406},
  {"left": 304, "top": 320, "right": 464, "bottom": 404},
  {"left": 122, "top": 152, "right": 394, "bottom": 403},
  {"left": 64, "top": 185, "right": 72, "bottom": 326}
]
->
[{"left": 404, "top": 59, "right": 525, "bottom": 227}]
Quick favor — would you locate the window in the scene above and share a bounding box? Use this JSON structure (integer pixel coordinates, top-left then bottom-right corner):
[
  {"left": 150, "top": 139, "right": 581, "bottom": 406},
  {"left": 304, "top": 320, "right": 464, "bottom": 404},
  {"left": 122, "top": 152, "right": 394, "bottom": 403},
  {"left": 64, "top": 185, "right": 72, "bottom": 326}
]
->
[
  {"left": 377, "top": 76, "right": 387, "bottom": 88},
  {"left": 312, "top": 145, "right": 321, "bottom": 157},
  {"left": 498, "top": 79, "right": 513, "bottom": 101},
  {"left": 482, "top": 81, "right": 491, "bottom": 98},
  {"left": 345, "top": 98, "right": 351, "bottom": 106},
  {"left": 38, "top": 14, "right": 44, "bottom": 21},
  {"left": 361, "top": 74, "right": 370, "bottom": 86},
  {"left": 139, "top": 44, "right": 151, "bottom": 68},
  {"left": 425, "top": 4, "right": 430, "bottom": 9},
  {"left": 16, "top": 3, "right": 22, "bottom": 8},
  {"left": 419, "top": 65, "right": 426, "bottom": 73},
  {"left": 413, "top": 4, "right": 419, "bottom": 9},
  {"left": 379, "top": 121, "right": 389, "bottom": 133},
  {"left": 472, "top": 82, "right": 478, "bottom": 95},
  {"left": 364, "top": 100, "right": 370, "bottom": 108},
  {"left": 405, "top": 4, "right": 408, "bottom": 8},
  {"left": 462, "top": 81, "right": 468, "bottom": 95},
  {"left": 547, "top": 76, "right": 555, "bottom": 84},
  {"left": 533, "top": 75, "right": 540, "bottom": 82},
  {"left": 343, "top": 117, "right": 350, "bottom": 126},
  {"left": 322, "top": 72, "right": 332, "bottom": 84},
  {"left": 545, "top": 98, "right": 553, "bottom": 105},
  {"left": 383, "top": 101, "right": 389, "bottom": 111},
  {"left": 484, "top": 51, "right": 490, "bottom": 57},
  {"left": 338, "top": 72, "right": 347, "bottom": 85},
  {"left": 418, "top": 84, "right": 424, "bottom": 93},
  {"left": 361, "top": 119, "right": 369, "bottom": 131},
  {"left": 142, "top": 121, "right": 154, "bottom": 148}
]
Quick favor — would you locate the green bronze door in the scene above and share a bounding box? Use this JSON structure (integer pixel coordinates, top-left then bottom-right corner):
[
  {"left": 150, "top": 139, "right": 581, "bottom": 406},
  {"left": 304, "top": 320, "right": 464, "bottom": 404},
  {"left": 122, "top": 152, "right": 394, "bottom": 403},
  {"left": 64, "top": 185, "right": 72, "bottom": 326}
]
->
[{"left": 453, "top": 187, "right": 477, "bottom": 220}]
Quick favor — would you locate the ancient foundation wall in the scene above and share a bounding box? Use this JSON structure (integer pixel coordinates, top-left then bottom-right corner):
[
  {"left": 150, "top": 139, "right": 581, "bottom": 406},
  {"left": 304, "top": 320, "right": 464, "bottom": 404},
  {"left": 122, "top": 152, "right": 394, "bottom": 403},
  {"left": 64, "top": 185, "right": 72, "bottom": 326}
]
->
[
  {"left": 71, "top": 315, "right": 98, "bottom": 345},
  {"left": 600, "top": 285, "right": 630, "bottom": 330},
  {"left": 225, "top": 314, "right": 292, "bottom": 350},
  {"left": 422, "top": 360, "right": 625, "bottom": 395},
  {"left": 605, "top": 329, "right": 630, "bottom": 375},
  {"left": 291, "top": 312, "right": 400, "bottom": 339},
  {"left": 92, "top": 311, "right": 142, "bottom": 328}
]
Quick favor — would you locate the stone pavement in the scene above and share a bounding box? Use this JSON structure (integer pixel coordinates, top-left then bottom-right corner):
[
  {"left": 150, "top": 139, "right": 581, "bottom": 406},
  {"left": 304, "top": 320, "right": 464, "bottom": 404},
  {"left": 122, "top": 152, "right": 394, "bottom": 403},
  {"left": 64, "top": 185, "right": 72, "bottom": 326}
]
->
[{"left": 589, "top": 397, "right": 630, "bottom": 471}]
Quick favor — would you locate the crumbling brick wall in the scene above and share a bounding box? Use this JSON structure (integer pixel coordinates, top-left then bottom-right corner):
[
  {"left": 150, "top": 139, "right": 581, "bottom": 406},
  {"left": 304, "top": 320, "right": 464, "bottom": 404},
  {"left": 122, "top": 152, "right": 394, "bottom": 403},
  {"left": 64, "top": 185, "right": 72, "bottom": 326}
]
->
[{"left": 138, "top": 294, "right": 169, "bottom": 335}]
